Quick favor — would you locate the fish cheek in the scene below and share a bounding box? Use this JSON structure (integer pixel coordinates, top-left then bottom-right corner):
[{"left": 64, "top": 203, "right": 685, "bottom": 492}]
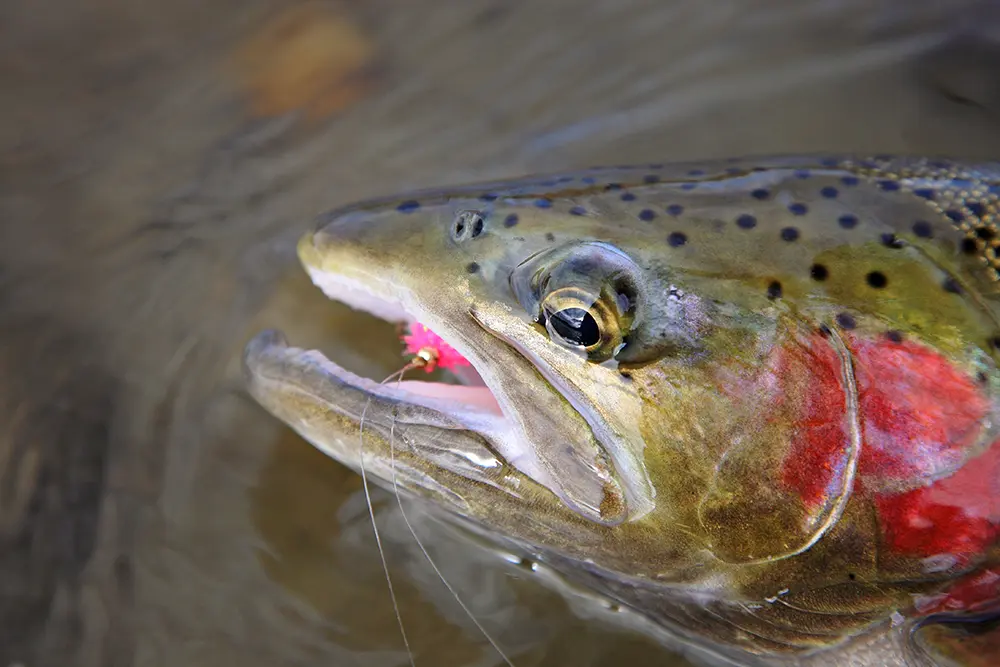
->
[{"left": 696, "top": 326, "right": 860, "bottom": 564}]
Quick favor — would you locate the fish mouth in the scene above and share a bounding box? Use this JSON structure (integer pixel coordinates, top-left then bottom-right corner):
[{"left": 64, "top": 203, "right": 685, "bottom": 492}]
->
[
  {"left": 242, "top": 233, "right": 634, "bottom": 525},
  {"left": 292, "top": 265, "right": 505, "bottom": 418}
]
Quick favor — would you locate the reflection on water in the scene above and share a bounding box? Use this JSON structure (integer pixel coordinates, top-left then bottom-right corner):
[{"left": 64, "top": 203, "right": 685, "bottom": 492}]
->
[{"left": 3, "top": 0, "right": 1000, "bottom": 665}]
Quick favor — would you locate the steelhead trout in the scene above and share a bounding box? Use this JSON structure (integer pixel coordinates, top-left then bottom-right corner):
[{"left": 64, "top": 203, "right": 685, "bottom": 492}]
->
[{"left": 243, "top": 155, "right": 1000, "bottom": 666}]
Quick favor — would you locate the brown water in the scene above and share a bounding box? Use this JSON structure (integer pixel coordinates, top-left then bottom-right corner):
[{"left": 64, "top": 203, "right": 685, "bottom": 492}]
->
[{"left": 3, "top": 1, "right": 1000, "bottom": 665}]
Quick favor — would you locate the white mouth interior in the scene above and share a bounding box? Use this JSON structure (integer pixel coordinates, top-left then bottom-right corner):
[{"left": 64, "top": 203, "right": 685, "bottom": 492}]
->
[{"left": 306, "top": 265, "right": 504, "bottom": 412}]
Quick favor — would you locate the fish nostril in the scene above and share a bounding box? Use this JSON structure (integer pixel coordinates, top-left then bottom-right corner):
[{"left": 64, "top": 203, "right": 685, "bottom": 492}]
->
[{"left": 451, "top": 210, "right": 485, "bottom": 243}]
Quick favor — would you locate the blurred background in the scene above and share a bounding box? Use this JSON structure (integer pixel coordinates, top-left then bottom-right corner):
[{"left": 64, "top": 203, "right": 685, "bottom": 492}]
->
[{"left": 2, "top": 1, "right": 1000, "bottom": 665}]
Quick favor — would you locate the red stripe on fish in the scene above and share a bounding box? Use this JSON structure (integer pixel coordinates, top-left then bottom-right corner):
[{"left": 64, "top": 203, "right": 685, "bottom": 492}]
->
[
  {"left": 775, "top": 333, "right": 852, "bottom": 510},
  {"left": 851, "top": 337, "right": 990, "bottom": 488},
  {"left": 777, "top": 332, "right": 999, "bottom": 573}
]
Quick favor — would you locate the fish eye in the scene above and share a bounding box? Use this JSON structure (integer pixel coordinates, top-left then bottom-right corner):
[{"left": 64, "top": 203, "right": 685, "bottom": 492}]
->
[
  {"left": 547, "top": 307, "right": 601, "bottom": 347},
  {"left": 540, "top": 287, "right": 623, "bottom": 361}
]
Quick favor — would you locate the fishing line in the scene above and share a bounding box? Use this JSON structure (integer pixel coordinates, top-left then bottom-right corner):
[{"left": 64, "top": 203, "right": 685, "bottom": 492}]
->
[
  {"left": 388, "top": 347, "right": 517, "bottom": 667},
  {"left": 358, "top": 365, "right": 418, "bottom": 667}
]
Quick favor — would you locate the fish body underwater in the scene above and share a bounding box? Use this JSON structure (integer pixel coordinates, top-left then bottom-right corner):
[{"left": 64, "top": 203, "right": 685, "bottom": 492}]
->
[{"left": 243, "top": 155, "right": 1000, "bottom": 666}]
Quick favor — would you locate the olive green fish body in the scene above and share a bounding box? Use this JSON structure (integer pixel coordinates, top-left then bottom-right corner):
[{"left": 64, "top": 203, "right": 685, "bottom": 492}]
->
[{"left": 245, "top": 154, "right": 1000, "bottom": 666}]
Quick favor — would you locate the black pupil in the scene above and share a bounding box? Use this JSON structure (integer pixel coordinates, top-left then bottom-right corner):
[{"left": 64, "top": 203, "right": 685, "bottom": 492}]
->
[{"left": 549, "top": 307, "right": 601, "bottom": 347}]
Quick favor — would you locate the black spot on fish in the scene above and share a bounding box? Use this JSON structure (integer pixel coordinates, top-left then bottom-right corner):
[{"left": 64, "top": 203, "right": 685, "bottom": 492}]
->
[
  {"left": 881, "top": 233, "right": 904, "bottom": 249},
  {"left": 504, "top": 213, "right": 519, "bottom": 227},
  {"left": 866, "top": 271, "right": 888, "bottom": 288},
  {"left": 942, "top": 277, "right": 963, "bottom": 294},
  {"left": 479, "top": 193, "right": 498, "bottom": 202},
  {"left": 781, "top": 226, "right": 800, "bottom": 242},
  {"left": 946, "top": 210, "right": 964, "bottom": 224},
  {"left": 604, "top": 183, "right": 622, "bottom": 191},
  {"left": 838, "top": 214, "right": 858, "bottom": 229},
  {"left": 667, "top": 232, "right": 687, "bottom": 247},
  {"left": 534, "top": 198, "right": 553, "bottom": 209},
  {"left": 789, "top": 203, "right": 808, "bottom": 215},
  {"left": 795, "top": 169, "right": 811, "bottom": 179},
  {"left": 736, "top": 214, "right": 757, "bottom": 229},
  {"left": 810, "top": 263, "right": 829, "bottom": 281},
  {"left": 397, "top": 200, "right": 420, "bottom": 213},
  {"left": 836, "top": 312, "right": 856, "bottom": 329},
  {"left": 991, "top": 336, "right": 1000, "bottom": 351},
  {"left": 912, "top": 221, "right": 933, "bottom": 238},
  {"left": 569, "top": 206, "right": 587, "bottom": 216},
  {"left": 977, "top": 371, "right": 989, "bottom": 384},
  {"left": 466, "top": 261, "right": 480, "bottom": 274},
  {"left": 621, "top": 192, "right": 636, "bottom": 201},
  {"left": 545, "top": 232, "right": 555, "bottom": 242},
  {"left": 969, "top": 202, "right": 986, "bottom": 217},
  {"left": 767, "top": 281, "right": 782, "bottom": 299},
  {"left": 639, "top": 209, "right": 657, "bottom": 222},
  {"left": 644, "top": 174, "right": 661, "bottom": 184},
  {"left": 961, "top": 237, "right": 979, "bottom": 254},
  {"left": 976, "top": 226, "right": 995, "bottom": 241},
  {"left": 913, "top": 188, "right": 935, "bottom": 200},
  {"left": 841, "top": 176, "right": 859, "bottom": 186},
  {"left": 820, "top": 186, "right": 838, "bottom": 199},
  {"left": 582, "top": 177, "right": 595, "bottom": 184},
  {"left": 681, "top": 183, "right": 697, "bottom": 191},
  {"left": 666, "top": 204, "right": 684, "bottom": 216},
  {"left": 886, "top": 330, "right": 903, "bottom": 343},
  {"left": 878, "top": 180, "right": 900, "bottom": 192},
  {"left": 751, "top": 188, "right": 770, "bottom": 200}
]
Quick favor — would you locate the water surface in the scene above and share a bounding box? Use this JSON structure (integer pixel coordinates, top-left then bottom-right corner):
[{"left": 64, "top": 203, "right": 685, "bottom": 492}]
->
[{"left": 3, "top": 1, "right": 1000, "bottom": 665}]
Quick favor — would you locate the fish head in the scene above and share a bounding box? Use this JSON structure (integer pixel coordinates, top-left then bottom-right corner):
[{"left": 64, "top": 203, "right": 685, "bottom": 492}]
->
[
  {"left": 244, "top": 159, "right": 1000, "bottom": 661},
  {"left": 287, "top": 190, "right": 690, "bottom": 528}
]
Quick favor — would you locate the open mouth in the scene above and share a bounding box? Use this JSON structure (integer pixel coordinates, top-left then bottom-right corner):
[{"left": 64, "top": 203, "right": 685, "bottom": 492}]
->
[
  {"left": 300, "top": 265, "right": 508, "bottom": 421},
  {"left": 246, "top": 262, "right": 566, "bottom": 496}
]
